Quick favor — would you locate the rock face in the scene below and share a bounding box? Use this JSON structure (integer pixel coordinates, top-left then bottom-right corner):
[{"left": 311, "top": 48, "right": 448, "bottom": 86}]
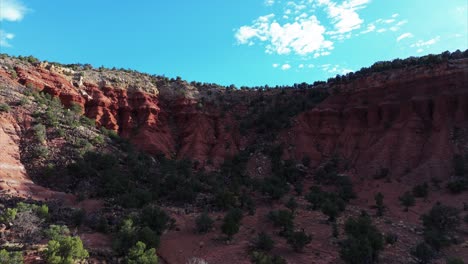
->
[
  {"left": 287, "top": 59, "right": 468, "bottom": 182},
  {"left": 0, "top": 112, "right": 74, "bottom": 202},
  {"left": 1, "top": 57, "right": 467, "bottom": 181}
]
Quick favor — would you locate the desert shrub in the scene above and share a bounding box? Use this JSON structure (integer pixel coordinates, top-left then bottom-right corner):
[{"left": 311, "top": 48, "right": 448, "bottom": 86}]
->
[
  {"left": 374, "top": 192, "right": 385, "bottom": 216},
  {"left": 254, "top": 232, "right": 275, "bottom": 252},
  {"left": 321, "top": 199, "right": 340, "bottom": 222},
  {"left": 305, "top": 186, "right": 325, "bottom": 210},
  {"left": 0, "top": 208, "right": 17, "bottom": 223},
  {"left": 114, "top": 219, "right": 139, "bottom": 254},
  {"left": 33, "top": 124, "right": 47, "bottom": 143},
  {"left": 285, "top": 197, "right": 298, "bottom": 213},
  {"left": 446, "top": 257, "right": 465, "bottom": 264},
  {"left": 139, "top": 205, "right": 171, "bottom": 235},
  {"left": 195, "top": 212, "right": 214, "bottom": 233},
  {"left": 71, "top": 209, "right": 85, "bottom": 227},
  {"left": 45, "top": 234, "right": 89, "bottom": 264},
  {"left": 44, "top": 225, "right": 70, "bottom": 240},
  {"left": 410, "top": 242, "right": 435, "bottom": 264},
  {"left": 267, "top": 210, "right": 294, "bottom": 236},
  {"left": 0, "top": 103, "right": 10, "bottom": 113},
  {"left": 32, "top": 145, "right": 49, "bottom": 158},
  {"left": 399, "top": 191, "right": 415, "bottom": 211},
  {"left": 447, "top": 178, "right": 468, "bottom": 194},
  {"left": 286, "top": 230, "right": 312, "bottom": 252},
  {"left": 412, "top": 183, "right": 429, "bottom": 198},
  {"left": 422, "top": 203, "right": 460, "bottom": 250},
  {"left": 0, "top": 249, "right": 23, "bottom": 264},
  {"left": 384, "top": 233, "right": 398, "bottom": 245},
  {"left": 453, "top": 154, "right": 465, "bottom": 176},
  {"left": 125, "top": 241, "right": 158, "bottom": 264},
  {"left": 221, "top": 208, "right": 243, "bottom": 240},
  {"left": 13, "top": 211, "right": 43, "bottom": 242},
  {"left": 250, "top": 251, "right": 286, "bottom": 264},
  {"left": 340, "top": 214, "right": 383, "bottom": 264},
  {"left": 373, "top": 168, "right": 389, "bottom": 179}
]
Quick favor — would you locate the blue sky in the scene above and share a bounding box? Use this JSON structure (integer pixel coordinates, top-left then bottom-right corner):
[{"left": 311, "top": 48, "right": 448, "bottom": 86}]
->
[{"left": 1, "top": 0, "right": 467, "bottom": 87}]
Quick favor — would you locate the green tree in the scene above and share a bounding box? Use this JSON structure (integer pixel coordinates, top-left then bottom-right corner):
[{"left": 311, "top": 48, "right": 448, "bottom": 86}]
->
[
  {"left": 422, "top": 203, "right": 460, "bottom": 250},
  {"left": 399, "top": 191, "right": 415, "bottom": 211},
  {"left": 0, "top": 249, "right": 23, "bottom": 264},
  {"left": 250, "top": 251, "right": 286, "bottom": 264},
  {"left": 413, "top": 183, "right": 429, "bottom": 199},
  {"left": 126, "top": 241, "right": 158, "bottom": 264},
  {"left": 254, "top": 232, "right": 275, "bottom": 252},
  {"left": 45, "top": 235, "right": 89, "bottom": 264},
  {"left": 0, "top": 208, "right": 17, "bottom": 223},
  {"left": 410, "top": 242, "right": 435, "bottom": 264},
  {"left": 195, "top": 212, "right": 214, "bottom": 233},
  {"left": 267, "top": 210, "right": 294, "bottom": 236},
  {"left": 221, "top": 208, "right": 243, "bottom": 240},
  {"left": 321, "top": 200, "right": 339, "bottom": 222},
  {"left": 287, "top": 230, "right": 312, "bottom": 252},
  {"left": 340, "top": 214, "right": 384, "bottom": 264},
  {"left": 446, "top": 257, "right": 465, "bottom": 264},
  {"left": 285, "top": 197, "right": 298, "bottom": 213},
  {"left": 374, "top": 192, "right": 385, "bottom": 216}
]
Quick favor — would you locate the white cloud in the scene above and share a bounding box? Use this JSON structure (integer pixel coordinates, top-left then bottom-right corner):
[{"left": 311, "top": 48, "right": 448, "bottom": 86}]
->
[
  {"left": 360, "top": 23, "right": 376, "bottom": 34},
  {"left": 235, "top": 14, "right": 333, "bottom": 56},
  {"left": 272, "top": 63, "right": 279, "bottom": 68},
  {"left": 410, "top": 36, "right": 440, "bottom": 48},
  {"left": 0, "top": 0, "right": 28, "bottom": 21},
  {"left": 0, "top": 30, "right": 15, "bottom": 47},
  {"left": 281, "top": 64, "right": 292, "bottom": 70},
  {"left": 0, "top": 0, "right": 29, "bottom": 47},
  {"left": 397, "top": 32, "right": 413, "bottom": 42},
  {"left": 321, "top": 63, "right": 352, "bottom": 74},
  {"left": 298, "top": 64, "right": 304, "bottom": 68},
  {"left": 265, "top": 0, "right": 275, "bottom": 6},
  {"left": 319, "top": 0, "right": 370, "bottom": 34}
]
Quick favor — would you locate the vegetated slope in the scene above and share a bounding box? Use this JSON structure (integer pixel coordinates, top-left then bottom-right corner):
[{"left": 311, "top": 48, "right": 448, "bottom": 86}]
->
[{"left": 0, "top": 51, "right": 467, "bottom": 264}]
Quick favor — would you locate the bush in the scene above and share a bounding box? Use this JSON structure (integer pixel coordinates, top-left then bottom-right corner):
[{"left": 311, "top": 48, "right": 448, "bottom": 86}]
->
[
  {"left": 139, "top": 205, "right": 171, "bottom": 235},
  {"left": 44, "top": 225, "right": 70, "bottom": 240},
  {"left": 385, "top": 233, "right": 398, "bottom": 245},
  {"left": 32, "top": 124, "right": 47, "bottom": 143},
  {"left": 0, "top": 103, "right": 10, "bottom": 113},
  {"left": 447, "top": 179, "right": 468, "bottom": 194},
  {"left": 126, "top": 241, "right": 158, "bottom": 264},
  {"left": 399, "top": 191, "right": 415, "bottom": 211},
  {"left": 267, "top": 210, "right": 294, "bottom": 236},
  {"left": 250, "top": 251, "right": 286, "bottom": 264},
  {"left": 195, "top": 212, "right": 214, "bottom": 234},
  {"left": 287, "top": 230, "right": 312, "bottom": 252},
  {"left": 0, "top": 208, "right": 17, "bottom": 223},
  {"left": 410, "top": 242, "right": 435, "bottom": 264},
  {"left": 422, "top": 203, "right": 460, "bottom": 250},
  {"left": 254, "top": 232, "right": 275, "bottom": 252},
  {"left": 446, "top": 257, "right": 465, "bottom": 264},
  {"left": 0, "top": 249, "right": 23, "bottom": 264},
  {"left": 285, "top": 197, "right": 298, "bottom": 213},
  {"left": 114, "top": 219, "right": 139, "bottom": 254},
  {"left": 374, "top": 192, "right": 385, "bottom": 216},
  {"left": 321, "top": 200, "right": 339, "bottom": 222},
  {"left": 45, "top": 234, "right": 89, "bottom": 264},
  {"left": 412, "top": 183, "right": 429, "bottom": 198},
  {"left": 221, "top": 208, "right": 243, "bottom": 240},
  {"left": 340, "top": 214, "right": 383, "bottom": 264}
]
